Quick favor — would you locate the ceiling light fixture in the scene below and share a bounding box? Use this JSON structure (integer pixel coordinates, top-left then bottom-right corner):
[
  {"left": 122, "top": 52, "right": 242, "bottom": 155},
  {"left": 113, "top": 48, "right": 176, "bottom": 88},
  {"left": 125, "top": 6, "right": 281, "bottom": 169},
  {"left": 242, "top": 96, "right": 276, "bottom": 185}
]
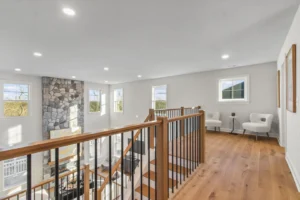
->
[
  {"left": 63, "top": 7, "right": 76, "bottom": 16},
  {"left": 15, "top": 68, "right": 21, "bottom": 72},
  {"left": 222, "top": 54, "right": 230, "bottom": 60},
  {"left": 33, "top": 52, "right": 42, "bottom": 57},
  {"left": 72, "top": 76, "right": 76, "bottom": 79},
  {"left": 104, "top": 67, "right": 109, "bottom": 71},
  {"left": 105, "top": 81, "right": 108, "bottom": 83},
  {"left": 137, "top": 75, "right": 142, "bottom": 78}
]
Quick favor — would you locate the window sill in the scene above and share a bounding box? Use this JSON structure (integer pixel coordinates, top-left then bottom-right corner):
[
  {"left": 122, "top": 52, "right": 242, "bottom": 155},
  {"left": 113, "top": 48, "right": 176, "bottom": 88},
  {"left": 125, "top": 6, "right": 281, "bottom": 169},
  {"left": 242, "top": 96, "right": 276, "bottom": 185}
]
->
[{"left": 218, "top": 100, "right": 250, "bottom": 104}]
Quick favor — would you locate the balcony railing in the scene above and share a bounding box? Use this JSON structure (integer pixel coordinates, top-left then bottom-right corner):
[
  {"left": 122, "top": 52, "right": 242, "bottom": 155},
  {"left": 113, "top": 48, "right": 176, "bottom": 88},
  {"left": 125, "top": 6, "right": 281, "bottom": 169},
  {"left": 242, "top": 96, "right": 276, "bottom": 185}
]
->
[{"left": 0, "top": 106, "right": 205, "bottom": 200}]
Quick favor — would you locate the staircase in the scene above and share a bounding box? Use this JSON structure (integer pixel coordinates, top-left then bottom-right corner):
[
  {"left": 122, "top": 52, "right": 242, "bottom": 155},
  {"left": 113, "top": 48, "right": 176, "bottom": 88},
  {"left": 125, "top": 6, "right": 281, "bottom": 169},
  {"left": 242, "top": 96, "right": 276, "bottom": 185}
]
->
[{"left": 0, "top": 106, "right": 204, "bottom": 200}]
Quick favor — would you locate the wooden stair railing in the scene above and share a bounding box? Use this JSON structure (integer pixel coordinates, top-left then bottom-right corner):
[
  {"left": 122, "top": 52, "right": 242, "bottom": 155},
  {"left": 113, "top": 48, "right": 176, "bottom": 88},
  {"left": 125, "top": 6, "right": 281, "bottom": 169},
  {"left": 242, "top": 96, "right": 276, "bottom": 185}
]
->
[
  {"left": 0, "top": 106, "right": 204, "bottom": 200},
  {"left": 97, "top": 114, "right": 152, "bottom": 199}
]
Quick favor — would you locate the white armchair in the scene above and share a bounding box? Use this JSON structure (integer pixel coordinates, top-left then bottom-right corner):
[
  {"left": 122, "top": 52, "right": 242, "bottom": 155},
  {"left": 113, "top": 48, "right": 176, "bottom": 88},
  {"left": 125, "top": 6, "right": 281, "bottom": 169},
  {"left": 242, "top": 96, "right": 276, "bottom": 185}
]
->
[
  {"left": 242, "top": 113, "right": 273, "bottom": 140},
  {"left": 205, "top": 112, "right": 222, "bottom": 132}
]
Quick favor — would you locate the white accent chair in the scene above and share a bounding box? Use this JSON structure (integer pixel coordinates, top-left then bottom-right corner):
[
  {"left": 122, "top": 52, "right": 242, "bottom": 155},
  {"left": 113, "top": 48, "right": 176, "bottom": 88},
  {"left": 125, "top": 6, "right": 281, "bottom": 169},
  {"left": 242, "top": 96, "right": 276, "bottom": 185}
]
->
[
  {"left": 205, "top": 112, "right": 222, "bottom": 132},
  {"left": 242, "top": 113, "right": 273, "bottom": 140}
]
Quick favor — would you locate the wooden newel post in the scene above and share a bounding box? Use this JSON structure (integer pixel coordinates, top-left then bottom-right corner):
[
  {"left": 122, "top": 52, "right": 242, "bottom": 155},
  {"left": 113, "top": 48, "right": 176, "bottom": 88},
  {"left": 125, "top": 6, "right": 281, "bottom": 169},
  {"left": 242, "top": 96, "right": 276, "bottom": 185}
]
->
[
  {"left": 199, "top": 110, "right": 206, "bottom": 163},
  {"left": 149, "top": 109, "right": 155, "bottom": 148},
  {"left": 84, "top": 164, "right": 90, "bottom": 200},
  {"left": 156, "top": 116, "right": 169, "bottom": 200}
]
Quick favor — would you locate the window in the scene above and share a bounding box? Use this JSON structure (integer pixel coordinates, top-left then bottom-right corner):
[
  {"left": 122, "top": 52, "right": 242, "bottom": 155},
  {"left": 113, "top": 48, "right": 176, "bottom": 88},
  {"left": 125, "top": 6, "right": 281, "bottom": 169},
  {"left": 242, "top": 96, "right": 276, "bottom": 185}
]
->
[
  {"left": 218, "top": 76, "right": 249, "bottom": 102},
  {"left": 113, "top": 134, "right": 122, "bottom": 157},
  {"left": 3, "top": 84, "right": 29, "bottom": 117},
  {"left": 152, "top": 85, "right": 167, "bottom": 109},
  {"left": 89, "top": 89, "right": 101, "bottom": 112},
  {"left": 114, "top": 89, "right": 123, "bottom": 112},
  {"left": 3, "top": 156, "right": 27, "bottom": 189}
]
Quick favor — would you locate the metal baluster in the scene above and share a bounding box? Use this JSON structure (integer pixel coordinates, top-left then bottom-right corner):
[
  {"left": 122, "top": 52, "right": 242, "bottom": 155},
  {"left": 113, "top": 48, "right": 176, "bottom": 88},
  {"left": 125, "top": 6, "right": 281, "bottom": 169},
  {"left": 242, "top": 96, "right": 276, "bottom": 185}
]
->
[
  {"left": 131, "top": 131, "right": 134, "bottom": 200},
  {"left": 41, "top": 185, "right": 44, "bottom": 200},
  {"left": 121, "top": 133, "right": 124, "bottom": 200},
  {"left": 148, "top": 127, "right": 150, "bottom": 200},
  {"left": 77, "top": 143, "right": 80, "bottom": 200},
  {"left": 176, "top": 120, "right": 178, "bottom": 189},
  {"left": 60, "top": 177, "right": 62, "bottom": 200},
  {"left": 155, "top": 126, "right": 157, "bottom": 200},
  {"left": 109, "top": 136, "right": 112, "bottom": 200},
  {"left": 189, "top": 118, "right": 192, "bottom": 175},
  {"left": 94, "top": 139, "right": 98, "bottom": 200},
  {"left": 27, "top": 154, "right": 32, "bottom": 200},
  {"left": 191, "top": 117, "right": 194, "bottom": 172},
  {"left": 48, "top": 183, "right": 50, "bottom": 200},
  {"left": 73, "top": 173, "right": 75, "bottom": 198},
  {"left": 186, "top": 118, "right": 188, "bottom": 178},
  {"left": 55, "top": 148, "right": 59, "bottom": 199},
  {"left": 67, "top": 176, "right": 69, "bottom": 200},
  {"left": 180, "top": 120, "right": 182, "bottom": 185},
  {"left": 172, "top": 121, "right": 174, "bottom": 193}
]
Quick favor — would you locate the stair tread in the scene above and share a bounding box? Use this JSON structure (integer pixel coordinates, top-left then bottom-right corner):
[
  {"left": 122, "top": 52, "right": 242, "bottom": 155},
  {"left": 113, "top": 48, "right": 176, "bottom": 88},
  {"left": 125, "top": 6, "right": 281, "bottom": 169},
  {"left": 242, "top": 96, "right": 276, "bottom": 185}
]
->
[
  {"left": 143, "top": 170, "right": 178, "bottom": 187},
  {"left": 135, "top": 184, "right": 156, "bottom": 200},
  {"left": 150, "top": 160, "right": 188, "bottom": 174}
]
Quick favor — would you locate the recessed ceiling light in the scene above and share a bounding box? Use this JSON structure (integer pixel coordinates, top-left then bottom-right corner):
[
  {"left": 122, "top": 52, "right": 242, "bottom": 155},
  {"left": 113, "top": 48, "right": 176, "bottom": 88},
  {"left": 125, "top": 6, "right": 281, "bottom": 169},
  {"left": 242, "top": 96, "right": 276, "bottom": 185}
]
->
[
  {"left": 137, "top": 75, "right": 142, "bottom": 78},
  {"left": 33, "top": 52, "right": 42, "bottom": 57},
  {"left": 104, "top": 67, "right": 109, "bottom": 71},
  {"left": 63, "top": 8, "right": 76, "bottom": 16},
  {"left": 222, "top": 54, "right": 230, "bottom": 60},
  {"left": 15, "top": 68, "right": 21, "bottom": 72},
  {"left": 72, "top": 76, "right": 76, "bottom": 79},
  {"left": 105, "top": 81, "right": 108, "bottom": 83}
]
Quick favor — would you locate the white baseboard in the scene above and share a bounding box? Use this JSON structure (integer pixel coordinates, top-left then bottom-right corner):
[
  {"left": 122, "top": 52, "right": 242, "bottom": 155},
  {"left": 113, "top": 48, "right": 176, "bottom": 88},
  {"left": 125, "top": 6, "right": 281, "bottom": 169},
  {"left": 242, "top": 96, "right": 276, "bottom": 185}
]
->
[
  {"left": 206, "top": 127, "right": 279, "bottom": 138},
  {"left": 286, "top": 153, "right": 300, "bottom": 192}
]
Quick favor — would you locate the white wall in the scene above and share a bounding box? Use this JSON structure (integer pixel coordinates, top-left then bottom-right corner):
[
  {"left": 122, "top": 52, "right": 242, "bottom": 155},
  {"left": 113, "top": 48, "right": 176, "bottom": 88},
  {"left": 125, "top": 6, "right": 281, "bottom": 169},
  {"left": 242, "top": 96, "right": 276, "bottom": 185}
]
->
[
  {"left": 277, "top": 5, "right": 300, "bottom": 192},
  {"left": 0, "top": 76, "right": 111, "bottom": 197},
  {"left": 84, "top": 82, "right": 110, "bottom": 133},
  {"left": 110, "top": 62, "right": 278, "bottom": 135},
  {"left": 0, "top": 72, "right": 43, "bottom": 197}
]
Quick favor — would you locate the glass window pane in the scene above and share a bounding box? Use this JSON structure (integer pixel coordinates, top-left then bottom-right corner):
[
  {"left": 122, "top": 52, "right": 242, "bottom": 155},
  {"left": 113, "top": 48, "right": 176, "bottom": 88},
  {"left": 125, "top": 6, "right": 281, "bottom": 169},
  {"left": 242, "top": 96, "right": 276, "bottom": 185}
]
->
[
  {"left": 16, "top": 92, "right": 29, "bottom": 100},
  {"left": 17, "top": 85, "right": 29, "bottom": 93},
  {"left": 155, "top": 100, "right": 167, "bottom": 109},
  {"left": 4, "top": 84, "right": 17, "bottom": 92},
  {"left": 153, "top": 85, "right": 167, "bottom": 101},
  {"left": 4, "top": 91, "right": 18, "bottom": 100},
  {"left": 222, "top": 90, "right": 232, "bottom": 99},
  {"left": 4, "top": 101, "right": 29, "bottom": 117},
  {"left": 89, "top": 101, "right": 101, "bottom": 112},
  {"left": 232, "top": 80, "right": 244, "bottom": 90},
  {"left": 233, "top": 90, "right": 244, "bottom": 99},
  {"left": 221, "top": 81, "right": 233, "bottom": 91}
]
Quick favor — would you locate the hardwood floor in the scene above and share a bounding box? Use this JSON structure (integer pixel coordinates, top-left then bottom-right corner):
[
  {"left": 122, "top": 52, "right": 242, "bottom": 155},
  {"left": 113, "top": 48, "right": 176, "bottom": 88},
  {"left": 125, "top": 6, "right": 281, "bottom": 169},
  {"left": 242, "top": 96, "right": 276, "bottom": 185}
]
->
[{"left": 172, "top": 132, "right": 300, "bottom": 200}]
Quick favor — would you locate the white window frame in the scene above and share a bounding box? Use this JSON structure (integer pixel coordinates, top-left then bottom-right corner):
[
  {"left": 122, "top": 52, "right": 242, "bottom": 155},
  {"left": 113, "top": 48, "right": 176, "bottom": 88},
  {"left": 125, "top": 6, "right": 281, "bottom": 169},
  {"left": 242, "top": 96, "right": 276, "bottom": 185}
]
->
[
  {"left": 218, "top": 75, "right": 249, "bottom": 103},
  {"left": 0, "top": 80, "right": 32, "bottom": 118},
  {"left": 3, "top": 156, "right": 27, "bottom": 190},
  {"left": 113, "top": 88, "right": 123, "bottom": 113},
  {"left": 152, "top": 85, "right": 167, "bottom": 109},
  {"left": 88, "top": 89, "right": 101, "bottom": 113}
]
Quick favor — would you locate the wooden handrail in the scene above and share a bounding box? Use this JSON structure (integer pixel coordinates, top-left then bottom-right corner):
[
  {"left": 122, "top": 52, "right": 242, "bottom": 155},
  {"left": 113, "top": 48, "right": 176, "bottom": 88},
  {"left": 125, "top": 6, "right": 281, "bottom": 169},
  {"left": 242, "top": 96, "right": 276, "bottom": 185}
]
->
[
  {"left": 0, "top": 120, "right": 160, "bottom": 161},
  {"left": 97, "top": 114, "right": 152, "bottom": 198},
  {"left": 167, "top": 112, "right": 203, "bottom": 122}
]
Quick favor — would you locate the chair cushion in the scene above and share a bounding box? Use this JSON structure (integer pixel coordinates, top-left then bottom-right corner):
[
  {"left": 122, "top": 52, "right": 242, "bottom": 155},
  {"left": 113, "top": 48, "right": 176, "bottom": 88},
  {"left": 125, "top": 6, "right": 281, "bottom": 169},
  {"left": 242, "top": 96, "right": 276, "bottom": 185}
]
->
[
  {"left": 206, "top": 119, "right": 222, "bottom": 127},
  {"left": 242, "top": 122, "right": 269, "bottom": 132}
]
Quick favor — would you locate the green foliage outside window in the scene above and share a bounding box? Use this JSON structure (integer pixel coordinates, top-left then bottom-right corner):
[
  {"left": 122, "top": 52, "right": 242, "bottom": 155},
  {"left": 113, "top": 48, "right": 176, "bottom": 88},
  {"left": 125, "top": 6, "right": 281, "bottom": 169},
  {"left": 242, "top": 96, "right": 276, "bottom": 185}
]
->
[
  {"left": 89, "top": 101, "right": 101, "bottom": 112},
  {"left": 4, "top": 101, "right": 28, "bottom": 117},
  {"left": 155, "top": 100, "right": 167, "bottom": 109},
  {"left": 116, "top": 101, "right": 123, "bottom": 112}
]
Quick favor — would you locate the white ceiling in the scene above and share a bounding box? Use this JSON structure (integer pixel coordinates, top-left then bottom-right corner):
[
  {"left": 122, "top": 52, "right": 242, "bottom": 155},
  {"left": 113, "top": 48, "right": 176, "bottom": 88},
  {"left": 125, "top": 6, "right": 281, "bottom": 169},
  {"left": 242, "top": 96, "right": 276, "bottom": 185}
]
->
[{"left": 0, "top": 0, "right": 299, "bottom": 84}]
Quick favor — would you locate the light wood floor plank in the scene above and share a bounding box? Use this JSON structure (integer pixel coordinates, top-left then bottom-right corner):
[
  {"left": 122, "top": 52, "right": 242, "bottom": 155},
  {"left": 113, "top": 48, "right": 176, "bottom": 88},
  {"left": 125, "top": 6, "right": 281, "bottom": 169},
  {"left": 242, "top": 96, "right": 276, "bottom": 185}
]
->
[{"left": 172, "top": 132, "right": 300, "bottom": 200}]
